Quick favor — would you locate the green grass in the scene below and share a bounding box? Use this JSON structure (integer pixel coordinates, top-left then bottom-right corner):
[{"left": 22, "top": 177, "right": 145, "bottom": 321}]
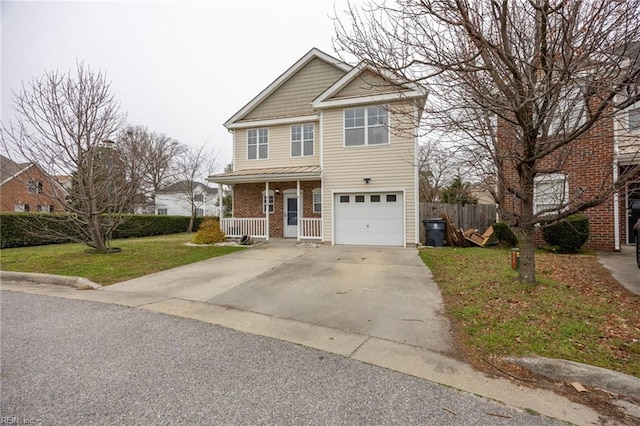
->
[
  {"left": 420, "top": 247, "right": 640, "bottom": 377},
  {"left": 0, "top": 233, "right": 246, "bottom": 285}
]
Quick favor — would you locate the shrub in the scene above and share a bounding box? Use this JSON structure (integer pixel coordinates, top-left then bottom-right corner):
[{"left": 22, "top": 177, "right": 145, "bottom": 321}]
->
[
  {"left": 193, "top": 218, "right": 226, "bottom": 244},
  {"left": 541, "top": 214, "right": 590, "bottom": 253},
  {"left": 492, "top": 222, "right": 518, "bottom": 247}
]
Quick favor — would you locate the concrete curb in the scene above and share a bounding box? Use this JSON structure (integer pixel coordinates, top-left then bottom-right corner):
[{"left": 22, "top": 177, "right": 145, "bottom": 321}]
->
[
  {"left": 506, "top": 356, "right": 640, "bottom": 400},
  {"left": 0, "top": 270, "right": 102, "bottom": 290}
]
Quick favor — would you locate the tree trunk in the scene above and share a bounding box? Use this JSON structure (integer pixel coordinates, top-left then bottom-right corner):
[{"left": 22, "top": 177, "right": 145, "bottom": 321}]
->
[
  {"left": 88, "top": 213, "right": 107, "bottom": 252},
  {"left": 517, "top": 225, "right": 536, "bottom": 284}
]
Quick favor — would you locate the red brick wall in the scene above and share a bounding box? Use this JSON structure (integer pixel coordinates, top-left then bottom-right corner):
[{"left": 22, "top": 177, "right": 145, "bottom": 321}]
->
[
  {"left": 233, "top": 180, "right": 321, "bottom": 237},
  {"left": 0, "top": 166, "right": 65, "bottom": 212},
  {"left": 499, "top": 111, "right": 619, "bottom": 251}
]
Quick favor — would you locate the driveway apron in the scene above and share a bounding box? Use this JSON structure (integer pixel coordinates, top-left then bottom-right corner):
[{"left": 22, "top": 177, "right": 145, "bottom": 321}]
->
[{"left": 104, "top": 241, "right": 454, "bottom": 354}]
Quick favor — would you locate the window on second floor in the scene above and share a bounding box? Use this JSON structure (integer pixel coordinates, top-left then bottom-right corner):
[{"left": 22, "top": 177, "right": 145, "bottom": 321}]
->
[
  {"left": 548, "top": 87, "right": 586, "bottom": 134},
  {"left": 629, "top": 107, "right": 640, "bottom": 130},
  {"left": 194, "top": 194, "right": 204, "bottom": 202},
  {"left": 248, "top": 128, "right": 268, "bottom": 160},
  {"left": 28, "top": 180, "right": 43, "bottom": 194},
  {"left": 534, "top": 174, "right": 568, "bottom": 215},
  {"left": 291, "top": 124, "right": 314, "bottom": 157},
  {"left": 345, "top": 105, "right": 389, "bottom": 146}
]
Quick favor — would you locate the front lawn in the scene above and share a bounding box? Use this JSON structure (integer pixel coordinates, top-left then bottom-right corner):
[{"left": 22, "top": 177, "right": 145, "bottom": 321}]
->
[
  {"left": 420, "top": 247, "right": 640, "bottom": 378},
  {"left": 0, "top": 233, "right": 246, "bottom": 285}
]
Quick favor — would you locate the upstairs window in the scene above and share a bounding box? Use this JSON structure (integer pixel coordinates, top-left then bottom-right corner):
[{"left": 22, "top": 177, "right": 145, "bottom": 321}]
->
[
  {"left": 28, "top": 180, "right": 43, "bottom": 194},
  {"left": 247, "top": 128, "right": 268, "bottom": 160},
  {"left": 291, "top": 124, "right": 314, "bottom": 157},
  {"left": 345, "top": 106, "right": 389, "bottom": 146},
  {"left": 194, "top": 194, "right": 204, "bottom": 202},
  {"left": 629, "top": 107, "right": 640, "bottom": 130}
]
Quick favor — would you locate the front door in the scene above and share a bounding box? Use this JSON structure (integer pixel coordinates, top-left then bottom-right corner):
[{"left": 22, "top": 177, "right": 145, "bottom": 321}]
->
[{"left": 284, "top": 195, "right": 298, "bottom": 238}]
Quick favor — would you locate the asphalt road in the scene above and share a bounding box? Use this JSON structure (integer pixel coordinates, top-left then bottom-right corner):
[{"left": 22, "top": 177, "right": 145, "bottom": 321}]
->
[{"left": 1, "top": 291, "right": 563, "bottom": 425}]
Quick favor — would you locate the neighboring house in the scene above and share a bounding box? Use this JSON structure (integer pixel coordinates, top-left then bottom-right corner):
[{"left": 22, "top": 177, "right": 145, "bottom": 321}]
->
[
  {"left": 208, "top": 48, "right": 428, "bottom": 246},
  {"left": 499, "top": 96, "right": 640, "bottom": 251},
  {"left": 154, "top": 181, "right": 219, "bottom": 217},
  {"left": 0, "top": 155, "right": 66, "bottom": 213}
]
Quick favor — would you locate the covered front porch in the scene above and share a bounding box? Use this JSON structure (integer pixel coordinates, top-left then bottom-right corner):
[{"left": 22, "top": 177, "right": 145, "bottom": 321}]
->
[{"left": 208, "top": 166, "right": 323, "bottom": 241}]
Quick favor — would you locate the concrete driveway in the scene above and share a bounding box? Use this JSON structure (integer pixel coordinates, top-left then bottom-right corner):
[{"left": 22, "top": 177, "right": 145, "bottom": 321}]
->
[
  {"left": 598, "top": 244, "right": 640, "bottom": 295},
  {"left": 105, "top": 240, "right": 454, "bottom": 354}
]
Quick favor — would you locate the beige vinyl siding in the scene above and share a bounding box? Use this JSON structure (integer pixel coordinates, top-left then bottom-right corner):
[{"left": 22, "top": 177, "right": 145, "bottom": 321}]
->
[
  {"left": 235, "top": 123, "right": 320, "bottom": 171},
  {"left": 241, "top": 58, "right": 346, "bottom": 122},
  {"left": 330, "top": 70, "right": 400, "bottom": 100},
  {"left": 321, "top": 104, "right": 418, "bottom": 245}
]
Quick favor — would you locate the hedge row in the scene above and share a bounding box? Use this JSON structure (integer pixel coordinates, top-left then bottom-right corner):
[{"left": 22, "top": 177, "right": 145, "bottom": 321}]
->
[{"left": 0, "top": 213, "right": 212, "bottom": 248}]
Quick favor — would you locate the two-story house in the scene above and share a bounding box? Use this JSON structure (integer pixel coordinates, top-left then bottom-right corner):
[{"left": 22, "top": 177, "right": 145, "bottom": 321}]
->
[
  {"left": 208, "top": 48, "right": 427, "bottom": 246},
  {"left": 0, "top": 155, "right": 66, "bottom": 213},
  {"left": 154, "top": 180, "right": 219, "bottom": 217}
]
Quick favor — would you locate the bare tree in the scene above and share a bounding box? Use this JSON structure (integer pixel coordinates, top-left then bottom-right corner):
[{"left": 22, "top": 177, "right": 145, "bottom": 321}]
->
[
  {"left": 173, "top": 144, "right": 219, "bottom": 232},
  {"left": 117, "top": 125, "right": 185, "bottom": 212},
  {"left": 417, "top": 138, "right": 456, "bottom": 202},
  {"left": 335, "top": 0, "right": 640, "bottom": 283},
  {"left": 1, "top": 62, "right": 132, "bottom": 252}
]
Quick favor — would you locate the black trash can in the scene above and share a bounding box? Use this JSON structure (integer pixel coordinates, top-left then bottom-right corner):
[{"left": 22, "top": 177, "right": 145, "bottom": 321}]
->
[{"left": 423, "top": 218, "right": 446, "bottom": 247}]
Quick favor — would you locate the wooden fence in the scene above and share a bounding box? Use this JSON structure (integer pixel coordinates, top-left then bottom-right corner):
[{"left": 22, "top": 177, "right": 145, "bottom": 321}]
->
[{"left": 419, "top": 203, "right": 497, "bottom": 244}]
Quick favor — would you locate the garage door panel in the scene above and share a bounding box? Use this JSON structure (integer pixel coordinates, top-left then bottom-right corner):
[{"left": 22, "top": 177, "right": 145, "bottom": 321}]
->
[{"left": 334, "top": 192, "right": 403, "bottom": 246}]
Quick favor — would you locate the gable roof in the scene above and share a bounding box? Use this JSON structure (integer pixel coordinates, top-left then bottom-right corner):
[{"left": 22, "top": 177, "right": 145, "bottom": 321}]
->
[
  {"left": 311, "top": 62, "right": 428, "bottom": 109},
  {"left": 224, "top": 48, "right": 352, "bottom": 128},
  {"left": 1, "top": 155, "right": 32, "bottom": 186},
  {"left": 157, "top": 180, "right": 218, "bottom": 195}
]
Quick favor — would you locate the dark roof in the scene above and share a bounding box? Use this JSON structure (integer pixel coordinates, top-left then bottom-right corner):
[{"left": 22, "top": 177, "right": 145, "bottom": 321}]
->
[
  {"left": 0, "top": 155, "right": 31, "bottom": 184},
  {"left": 157, "top": 180, "right": 218, "bottom": 195}
]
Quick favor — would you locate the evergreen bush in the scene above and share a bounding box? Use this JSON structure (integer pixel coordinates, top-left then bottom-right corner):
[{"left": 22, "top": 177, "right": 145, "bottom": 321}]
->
[
  {"left": 492, "top": 222, "right": 518, "bottom": 247},
  {"left": 541, "top": 214, "right": 590, "bottom": 253}
]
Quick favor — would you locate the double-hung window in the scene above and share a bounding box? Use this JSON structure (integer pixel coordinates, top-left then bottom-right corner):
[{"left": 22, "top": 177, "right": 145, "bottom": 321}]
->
[
  {"left": 549, "top": 87, "right": 586, "bottom": 134},
  {"left": 534, "top": 174, "right": 568, "bottom": 215},
  {"left": 629, "top": 107, "right": 640, "bottom": 130},
  {"left": 247, "top": 128, "right": 268, "bottom": 160},
  {"left": 263, "top": 190, "right": 274, "bottom": 214},
  {"left": 28, "top": 180, "right": 43, "bottom": 194},
  {"left": 312, "top": 188, "right": 321, "bottom": 213},
  {"left": 291, "top": 124, "right": 314, "bottom": 157},
  {"left": 345, "top": 105, "right": 389, "bottom": 146}
]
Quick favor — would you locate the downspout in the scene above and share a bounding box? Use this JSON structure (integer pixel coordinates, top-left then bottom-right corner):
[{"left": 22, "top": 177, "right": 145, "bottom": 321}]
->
[{"left": 613, "top": 159, "right": 620, "bottom": 251}]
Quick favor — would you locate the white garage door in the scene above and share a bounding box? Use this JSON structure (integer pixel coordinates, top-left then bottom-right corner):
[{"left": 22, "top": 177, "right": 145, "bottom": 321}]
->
[{"left": 334, "top": 192, "right": 404, "bottom": 246}]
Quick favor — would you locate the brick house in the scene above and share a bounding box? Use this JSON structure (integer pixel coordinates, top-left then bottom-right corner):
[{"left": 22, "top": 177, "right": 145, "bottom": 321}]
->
[
  {"left": 208, "top": 48, "right": 427, "bottom": 246},
  {"left": 499, "top": 99, "right": 640, "bottom": 251},
  {"left": 0, "top": 155, "right": 66, "bottom": 213}
]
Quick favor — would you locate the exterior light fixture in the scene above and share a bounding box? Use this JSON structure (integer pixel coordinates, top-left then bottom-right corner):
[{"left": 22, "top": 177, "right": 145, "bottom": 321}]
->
[{"left": 363, "top": 178, "right": 371, "bottom": 184}]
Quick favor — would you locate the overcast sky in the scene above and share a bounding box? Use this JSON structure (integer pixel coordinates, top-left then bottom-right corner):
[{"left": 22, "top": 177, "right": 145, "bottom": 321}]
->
[{"left": 1, "top": 0, "right": 356, "bottom": 170}]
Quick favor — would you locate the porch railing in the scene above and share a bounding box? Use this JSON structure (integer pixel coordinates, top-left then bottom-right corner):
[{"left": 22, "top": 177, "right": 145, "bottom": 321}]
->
[
  {"left": 300, "top": 218, "right": 322, "bottom": 239},
  {"left": 220, "top": 218, "right": 267, "bottom": 238}
]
